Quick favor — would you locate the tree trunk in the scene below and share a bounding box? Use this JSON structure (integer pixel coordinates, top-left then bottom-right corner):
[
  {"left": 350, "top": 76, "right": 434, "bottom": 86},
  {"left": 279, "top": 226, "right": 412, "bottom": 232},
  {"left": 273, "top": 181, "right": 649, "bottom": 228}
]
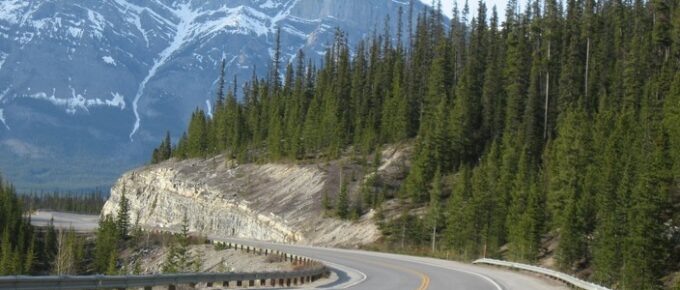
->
[
  {"left": 585, "top": 38, "right": 590, "bottom": 103},
  {"left": 431, "top": 224, "right": 437, "bottom": 253},
  {"left": 543, "top": 41, "right": 551, "bottom": 140}
]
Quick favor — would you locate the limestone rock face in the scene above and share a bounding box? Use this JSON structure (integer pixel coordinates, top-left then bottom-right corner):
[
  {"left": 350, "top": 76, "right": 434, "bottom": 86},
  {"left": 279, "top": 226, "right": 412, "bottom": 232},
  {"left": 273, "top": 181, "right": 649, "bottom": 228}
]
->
[{"left": 102, "top": 155, "right": 381, "bottom": 246}]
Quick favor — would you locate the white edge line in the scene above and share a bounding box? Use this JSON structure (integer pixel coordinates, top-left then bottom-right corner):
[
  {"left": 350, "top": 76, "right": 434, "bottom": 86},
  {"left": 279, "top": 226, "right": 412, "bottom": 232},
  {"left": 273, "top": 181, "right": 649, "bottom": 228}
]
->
[
  {"left": 311, "top": 247, "right": 504, "bottom": 290},
  {"left": 399, "top": 257, "right": 504, "bottom": 290},
  {"left": 212, "top": 239, "right": 498, "bottom": 290},
  {"left": 208, "top": 238, "right": 367, "bottom": 289},
  {"left": 314, "top": 258, "right": 367, "bottom": 289}
]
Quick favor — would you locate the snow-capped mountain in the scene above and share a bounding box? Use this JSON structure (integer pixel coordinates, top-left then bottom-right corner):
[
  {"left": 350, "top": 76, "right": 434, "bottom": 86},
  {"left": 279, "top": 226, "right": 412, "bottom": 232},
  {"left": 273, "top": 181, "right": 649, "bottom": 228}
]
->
[{"left": 0, "top": 0, "right": 425, "bottom": 191}]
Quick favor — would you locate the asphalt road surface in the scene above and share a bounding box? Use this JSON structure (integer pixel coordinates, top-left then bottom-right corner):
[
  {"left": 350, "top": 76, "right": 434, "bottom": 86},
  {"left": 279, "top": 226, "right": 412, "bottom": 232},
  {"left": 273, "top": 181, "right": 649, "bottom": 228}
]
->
[
  {"left": 214, "top": 237, "right": 568, "bottom": 290},
  {"left": 32, "top": 212, "right": 568, "bottom": 290},
  {"left": 30, "top": 210, "right": 99, "bottom": 232}
]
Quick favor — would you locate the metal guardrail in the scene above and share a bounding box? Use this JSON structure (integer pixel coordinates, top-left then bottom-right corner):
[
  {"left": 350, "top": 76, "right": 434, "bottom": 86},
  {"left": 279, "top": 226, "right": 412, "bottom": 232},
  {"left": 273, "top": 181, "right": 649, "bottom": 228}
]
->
[
  {"left": 473, "top": 258, "right": 611, "bottom": 290},
  {"left": 0, "top": 240, "right": 330, "bottom": 290},
  {"left": 0, "top": 266, "right": 328, "bottom": 290}
]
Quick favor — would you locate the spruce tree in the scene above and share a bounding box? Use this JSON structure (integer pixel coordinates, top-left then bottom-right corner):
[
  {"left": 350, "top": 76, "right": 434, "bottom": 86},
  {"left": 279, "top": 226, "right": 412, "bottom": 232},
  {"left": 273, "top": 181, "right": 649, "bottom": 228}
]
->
[
  {"left": 116, "top": 192, "right": 130, "bottom": 240},
  {"left": 336, "top": 177, "right": 350, "bottom": 219}
]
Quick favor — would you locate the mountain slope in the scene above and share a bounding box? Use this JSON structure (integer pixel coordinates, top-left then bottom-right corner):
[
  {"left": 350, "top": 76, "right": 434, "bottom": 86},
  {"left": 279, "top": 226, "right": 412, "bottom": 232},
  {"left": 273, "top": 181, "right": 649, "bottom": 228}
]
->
[{"left": 0, "top": 0, "right": 424, "bottom": 191}]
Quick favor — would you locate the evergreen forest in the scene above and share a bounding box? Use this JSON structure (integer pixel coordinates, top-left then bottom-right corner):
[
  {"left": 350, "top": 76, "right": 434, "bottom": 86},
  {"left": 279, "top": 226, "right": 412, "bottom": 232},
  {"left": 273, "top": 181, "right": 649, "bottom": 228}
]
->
[
  {"left": 151, "top": 0, "right": 680, "bottom": 288},
  {"left": 20, "top": 191, "right": 108, "bottom": 215}
]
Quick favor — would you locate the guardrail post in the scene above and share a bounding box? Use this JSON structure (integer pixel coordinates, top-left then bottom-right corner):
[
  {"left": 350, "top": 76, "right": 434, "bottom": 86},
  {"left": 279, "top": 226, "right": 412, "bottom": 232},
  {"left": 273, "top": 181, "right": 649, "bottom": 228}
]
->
[
  {"left": 168, "top": 284, "right": 176, "bottom": 290},
  {"left": 279, "top": 278, "right": 284, "bottom": 286},
  {"left": 260, "top": 279, "right": 266, "bottom": 285},
  {"left": 206, "top": 281, "right": 213, "bottom": 287},
  {"left": 222, "top": 280, "right": 229, "bottom": 287},
  {"left": 270, "top": 278, "right": 276, "bottom": 286},
  {"left": 144, "top": 287, "right": 152, "bottom": 290},
  {"left": 286, "top": 278, "right": 291, "bottom": 286}
]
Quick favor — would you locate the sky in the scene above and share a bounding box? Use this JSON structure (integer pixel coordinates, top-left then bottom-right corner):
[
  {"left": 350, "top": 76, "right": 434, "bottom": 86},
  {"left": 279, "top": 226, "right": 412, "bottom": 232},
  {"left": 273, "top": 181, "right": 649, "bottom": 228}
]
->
[{"left": 419, "top": 0, "right": 516, "bottom": 20}]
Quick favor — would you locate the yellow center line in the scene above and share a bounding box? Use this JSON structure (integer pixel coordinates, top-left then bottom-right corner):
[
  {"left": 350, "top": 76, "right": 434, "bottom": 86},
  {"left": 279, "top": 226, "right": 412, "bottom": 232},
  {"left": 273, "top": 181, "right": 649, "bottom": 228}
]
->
[{"left": 341, "top": 255, "right": 430, "bottom": 290}]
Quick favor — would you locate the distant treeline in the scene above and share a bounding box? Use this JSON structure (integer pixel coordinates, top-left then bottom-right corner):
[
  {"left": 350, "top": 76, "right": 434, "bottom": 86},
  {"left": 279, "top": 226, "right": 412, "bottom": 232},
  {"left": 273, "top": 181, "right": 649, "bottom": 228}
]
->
[{"left": 21, "top": 191, "right": 108, "bottom": 215}]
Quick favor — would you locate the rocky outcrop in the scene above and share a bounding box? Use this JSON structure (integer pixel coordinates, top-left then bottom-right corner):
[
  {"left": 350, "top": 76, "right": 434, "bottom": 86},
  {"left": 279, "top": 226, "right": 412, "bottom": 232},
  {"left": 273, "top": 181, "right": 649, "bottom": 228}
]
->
[{"left": 101, "top": 145, "right": 412, "bottom": 246}]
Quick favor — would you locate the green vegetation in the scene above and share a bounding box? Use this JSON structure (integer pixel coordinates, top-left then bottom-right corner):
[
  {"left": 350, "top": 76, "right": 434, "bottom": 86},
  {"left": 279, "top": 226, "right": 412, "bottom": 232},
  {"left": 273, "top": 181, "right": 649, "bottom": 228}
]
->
[
  {"left": 0, "top": 176, "right": 39, "bottom": 275},
  {"left": 153, "top": 0, "right": 680, "bottom": 288},
  {"left": 162, "top": 215, "right": 204, "bottom": 273}
]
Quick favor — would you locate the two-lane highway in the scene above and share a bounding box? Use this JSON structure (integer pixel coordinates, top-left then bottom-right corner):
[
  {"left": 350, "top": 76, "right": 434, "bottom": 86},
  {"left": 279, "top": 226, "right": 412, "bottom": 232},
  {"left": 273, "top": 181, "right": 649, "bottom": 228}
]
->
[{"left": 215, "top": 237, "right": 568, "bottom": 290}]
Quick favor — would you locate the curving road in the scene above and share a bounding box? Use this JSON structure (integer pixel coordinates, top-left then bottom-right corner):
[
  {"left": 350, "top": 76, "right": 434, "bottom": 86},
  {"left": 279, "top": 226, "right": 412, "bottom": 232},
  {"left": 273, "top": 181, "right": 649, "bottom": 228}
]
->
[
  {"left": 215, "top": 237, "right": 568, "bottom": 290},
  {"left": 33, "top": 212, "right": 568, "bottom": 290}
]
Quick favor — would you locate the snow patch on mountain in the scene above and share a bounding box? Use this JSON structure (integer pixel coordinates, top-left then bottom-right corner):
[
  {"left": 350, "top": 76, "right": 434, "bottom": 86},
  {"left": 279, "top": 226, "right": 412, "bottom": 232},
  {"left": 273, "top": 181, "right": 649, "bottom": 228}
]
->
[
  {"left": 128, "top": 0, "right": 300, "bottom": 140},
  {"left": 0, "top": 0, "right": 29, "bottom": 24},
  {"left": 86, "top": 9, "right": 107, "bottom": 38},
  {"left": 0, "top": 52, "right": 7, "bottom": 70},
  {"left": 26, "top": 89, "right": 126, "bottom": 114},
  {"left": 0, "top": 109, "right": 9, "bottom": 130},
  {"left": 201, "top": 6, "right": 270, "bottom": 37},
  {"left": 269, "top": 0, "right": 300, "bottom": 29},
  {"left": 102, "top": 55, "right": 117, "bottom": 66},
  {"left": 260, "top": 0, "right": 280, "bottom": 9},
  {"left": 205, "top": 99, "right": 213, "bottom": 118},
  {"left": 129, "top": 2, "right": 198, "bottom": 140}
]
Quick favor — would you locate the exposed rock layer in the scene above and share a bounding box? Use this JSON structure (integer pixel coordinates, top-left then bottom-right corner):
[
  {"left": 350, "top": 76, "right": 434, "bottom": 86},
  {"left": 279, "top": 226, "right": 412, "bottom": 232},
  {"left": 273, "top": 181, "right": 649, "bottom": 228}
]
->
[{"left": 101, "top": 149, "right": 412, "bottom": 246}]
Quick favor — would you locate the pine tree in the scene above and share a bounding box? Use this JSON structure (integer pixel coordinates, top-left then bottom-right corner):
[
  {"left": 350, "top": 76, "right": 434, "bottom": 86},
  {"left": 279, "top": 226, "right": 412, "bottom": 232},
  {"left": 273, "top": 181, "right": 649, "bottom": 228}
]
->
[
  {"left": 116, "top": 192, "right": 130, "bottom": 239},
  {"left": 426, "top": 168, "right": 443, "bottom": 252},
  {"left": 444, "top": 166, "right": 475, "bottom": 257},
  {"left": 322, "top": 191, "right": 332, "bottom": 212},
  {"left": 336, "top": 176, "right": 350, "bottom": 219},
  {"left": 506, "top": 150, "right": 540, "bottom": 262},
  {"left": 187, "top": 109, "right": 208, "bottom": 157},
  {"left": 620, "top": 102, "right": 669, "bottom": 289},
  {"left": 664, "top": 73, "right": 680, "bottom": 178},
  {"left": 548, "top": 108, "right": 591, "bottom": 269},
  {"left": 163, "top": 213, "right": 193, "bottom": 273},
  {"left": 23, "top": 235, "right": 35, "bottom": 274},
  {"left": 105, "top": 251, "right": 118, "bottom": 275},
  {"left": 94, "top": 216, "right": 119, "bottom": 273},
  {"left": 0, "top": 229, "right": 11, "bottom": 275}
]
